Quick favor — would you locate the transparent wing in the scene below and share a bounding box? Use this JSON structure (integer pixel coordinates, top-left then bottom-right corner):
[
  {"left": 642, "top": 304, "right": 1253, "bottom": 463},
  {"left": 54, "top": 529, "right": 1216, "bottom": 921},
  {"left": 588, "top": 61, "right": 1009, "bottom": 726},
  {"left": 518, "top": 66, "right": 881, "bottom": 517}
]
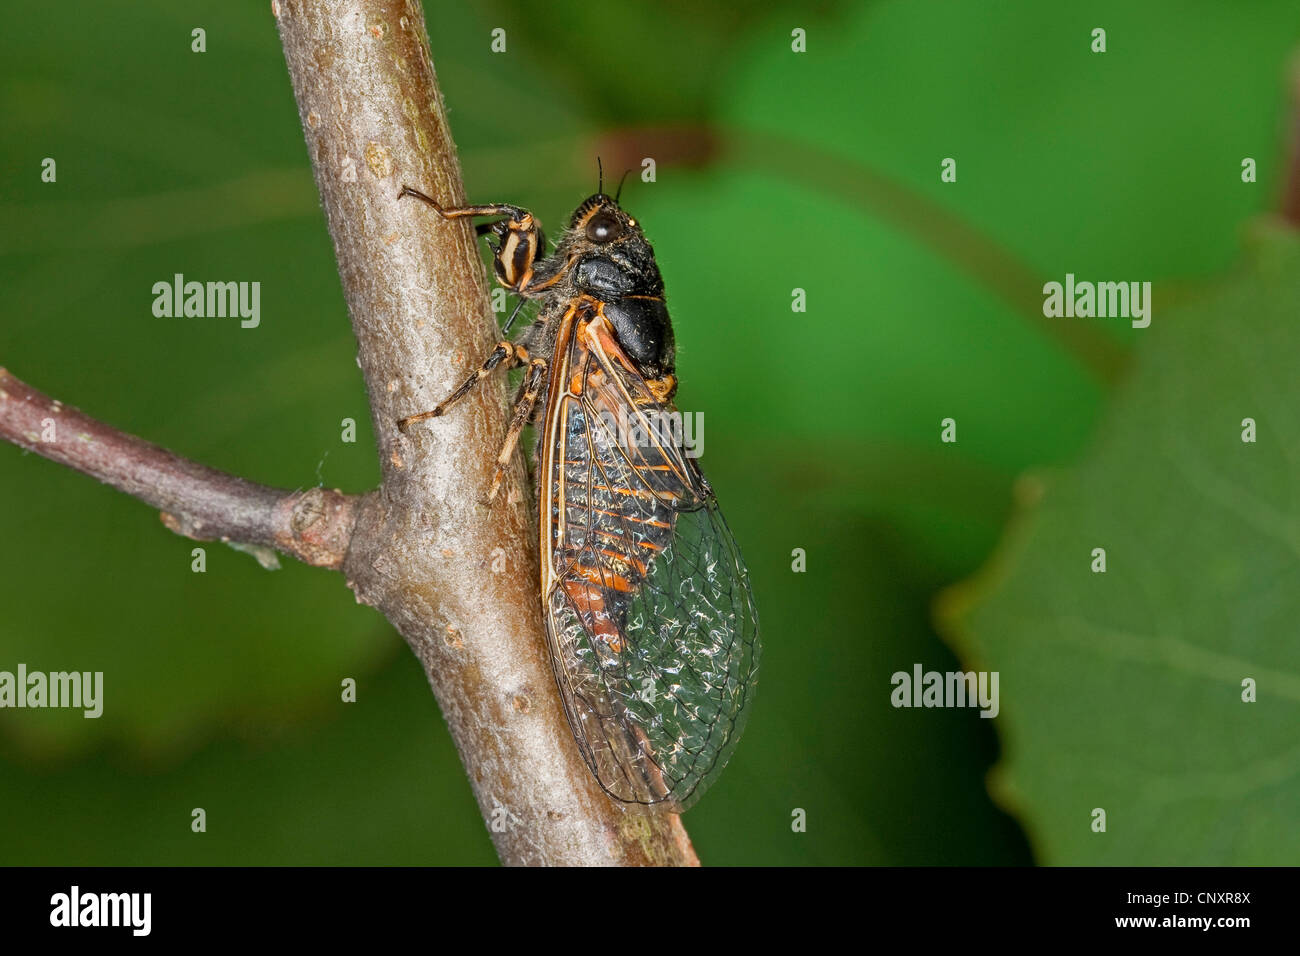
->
[{"left": 540, "top": 312, "right": 760, "bottom": 811}]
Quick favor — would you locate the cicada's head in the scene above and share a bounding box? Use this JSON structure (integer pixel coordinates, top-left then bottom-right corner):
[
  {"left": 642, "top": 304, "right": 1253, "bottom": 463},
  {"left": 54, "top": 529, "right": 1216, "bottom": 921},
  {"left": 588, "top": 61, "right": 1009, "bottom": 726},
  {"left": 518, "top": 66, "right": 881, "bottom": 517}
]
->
[{"left": 563, "top": 194, "right": 664, "bottom": 301}]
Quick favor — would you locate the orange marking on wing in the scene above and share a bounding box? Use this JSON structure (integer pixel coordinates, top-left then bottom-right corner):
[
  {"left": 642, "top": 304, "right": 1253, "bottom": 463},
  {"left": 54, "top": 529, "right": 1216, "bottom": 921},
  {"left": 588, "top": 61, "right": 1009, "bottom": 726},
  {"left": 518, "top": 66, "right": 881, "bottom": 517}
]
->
[
  {"left": 562, "top": 457, "right": 673, "bottom": 474},
  {"left": 594, "top": 547, "right": 648, "bottom": 576},
  {"left": 589, "top": 483, "right": 678, "bottom": 501},
  {"left": 561, "top": 579, "right": 625, "bottom": 653},
  {"left": 559, "top": 519, "right": 667, "bottom": 555},
  {"left": 574, "top": 563, "right": 635, "bottom": 593},
  {"left": 538, "top": 301, "right": 584, "bottom": 592},
  {"left": 563, "top": 504, "right": 672, "bottom": 530},
  {"left": 561, "top": 514, "right": 670, "bottom": 543}
]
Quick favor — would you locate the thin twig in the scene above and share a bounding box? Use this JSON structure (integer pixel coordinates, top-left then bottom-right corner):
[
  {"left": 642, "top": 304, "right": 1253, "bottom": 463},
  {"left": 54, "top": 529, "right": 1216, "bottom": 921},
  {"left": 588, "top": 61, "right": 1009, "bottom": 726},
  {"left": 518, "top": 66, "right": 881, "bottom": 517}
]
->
[{"left": 0, "top": 368, "right": 357, "bottom": 569}]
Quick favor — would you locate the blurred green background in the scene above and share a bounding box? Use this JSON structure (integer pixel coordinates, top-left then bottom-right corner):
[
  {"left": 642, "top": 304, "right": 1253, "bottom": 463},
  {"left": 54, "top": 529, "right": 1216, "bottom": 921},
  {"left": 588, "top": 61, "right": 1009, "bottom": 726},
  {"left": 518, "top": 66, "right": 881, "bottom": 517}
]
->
[{"left": 0, "top": 0, "right": 1296, "bottom": 865}]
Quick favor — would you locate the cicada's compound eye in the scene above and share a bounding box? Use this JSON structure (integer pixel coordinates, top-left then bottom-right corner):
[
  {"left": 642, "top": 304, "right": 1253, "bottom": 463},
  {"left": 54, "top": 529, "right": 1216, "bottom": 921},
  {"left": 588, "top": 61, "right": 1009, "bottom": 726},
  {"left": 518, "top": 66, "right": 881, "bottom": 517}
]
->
[{"left": 585, "top": 209, "right": 624, "bottom": 243}]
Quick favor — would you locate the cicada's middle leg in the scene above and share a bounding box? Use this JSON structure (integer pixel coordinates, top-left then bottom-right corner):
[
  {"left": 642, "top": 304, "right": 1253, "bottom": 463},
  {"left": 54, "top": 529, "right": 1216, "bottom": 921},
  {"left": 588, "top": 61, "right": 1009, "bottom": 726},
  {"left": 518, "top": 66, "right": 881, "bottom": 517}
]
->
[{"left": 396, "top": 339, "right": 531, "bottom": 430}]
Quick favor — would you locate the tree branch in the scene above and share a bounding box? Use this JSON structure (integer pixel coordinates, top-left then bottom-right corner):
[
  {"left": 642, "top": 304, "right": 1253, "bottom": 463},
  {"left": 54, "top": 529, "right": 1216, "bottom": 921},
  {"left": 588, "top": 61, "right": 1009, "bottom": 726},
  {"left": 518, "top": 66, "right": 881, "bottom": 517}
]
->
[
  {"left": 0, "top": 367, "right": 356, "bottom": 569},
  {"left": 274, "top": 0, "right": 698, "bottom": 864}
]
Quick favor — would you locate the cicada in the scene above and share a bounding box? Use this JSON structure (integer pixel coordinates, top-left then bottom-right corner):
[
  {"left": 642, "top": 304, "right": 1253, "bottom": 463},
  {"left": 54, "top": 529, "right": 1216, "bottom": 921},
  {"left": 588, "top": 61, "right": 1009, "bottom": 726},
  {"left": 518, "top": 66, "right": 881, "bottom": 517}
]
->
[{"left": 396, "top": 178, "right": 759, "bottom": 812}]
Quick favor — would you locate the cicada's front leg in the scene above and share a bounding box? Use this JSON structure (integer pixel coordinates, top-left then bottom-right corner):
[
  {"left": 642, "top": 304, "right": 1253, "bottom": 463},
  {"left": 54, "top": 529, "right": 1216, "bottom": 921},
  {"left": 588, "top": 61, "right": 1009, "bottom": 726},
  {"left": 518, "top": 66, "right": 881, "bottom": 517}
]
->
[{"left": 397, "top": 185, "right": 555, "bottom": 295}]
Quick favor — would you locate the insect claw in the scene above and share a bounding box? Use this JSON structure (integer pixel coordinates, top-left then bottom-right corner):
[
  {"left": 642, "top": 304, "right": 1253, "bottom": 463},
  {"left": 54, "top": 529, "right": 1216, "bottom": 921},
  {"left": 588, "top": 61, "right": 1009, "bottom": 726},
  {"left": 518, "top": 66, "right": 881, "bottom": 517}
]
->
[
  {"left": 396, "top": 404, "right": 451, "bottom": 432},
  {"left": 397, "top": 185, "right": 446, "bottom": 217}
]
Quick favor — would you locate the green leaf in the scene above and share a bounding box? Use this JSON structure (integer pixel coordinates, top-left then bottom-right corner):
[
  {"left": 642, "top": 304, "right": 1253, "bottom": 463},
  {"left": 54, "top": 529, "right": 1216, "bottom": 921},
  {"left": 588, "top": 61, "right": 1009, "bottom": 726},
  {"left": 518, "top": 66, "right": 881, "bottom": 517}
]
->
[{"left": 942, "top": 229, "right": 1300, "bottom": 864}]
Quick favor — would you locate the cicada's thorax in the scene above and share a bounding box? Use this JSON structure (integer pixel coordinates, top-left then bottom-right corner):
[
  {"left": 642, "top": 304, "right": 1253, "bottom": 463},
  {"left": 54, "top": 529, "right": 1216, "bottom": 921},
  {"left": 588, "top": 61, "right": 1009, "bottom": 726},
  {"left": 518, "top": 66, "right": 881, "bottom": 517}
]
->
[{"left": 569, "top": 250, "right": 674, "bottom": 382}]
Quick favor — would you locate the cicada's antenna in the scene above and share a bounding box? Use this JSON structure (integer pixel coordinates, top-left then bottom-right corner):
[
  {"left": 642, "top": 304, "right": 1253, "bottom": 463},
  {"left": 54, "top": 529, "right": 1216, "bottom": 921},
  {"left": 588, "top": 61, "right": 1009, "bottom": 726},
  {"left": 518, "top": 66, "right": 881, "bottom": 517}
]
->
[
  {"left": 615, "top": 168, "right": 633, "bottom": 203},
  {"left": 597, "top": 156, "right": 604, "bottom": 195}
]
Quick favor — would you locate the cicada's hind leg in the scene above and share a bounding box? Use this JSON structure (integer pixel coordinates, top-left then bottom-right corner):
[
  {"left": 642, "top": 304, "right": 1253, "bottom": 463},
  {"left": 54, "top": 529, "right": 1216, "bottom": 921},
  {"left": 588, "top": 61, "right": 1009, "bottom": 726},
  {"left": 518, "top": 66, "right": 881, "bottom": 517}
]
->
[
  {"left": 488, "top": 357, "right": 549, "bottom": 501},
  {"left": 397, "top": 341, "right": 530, "bottom": 431}
]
